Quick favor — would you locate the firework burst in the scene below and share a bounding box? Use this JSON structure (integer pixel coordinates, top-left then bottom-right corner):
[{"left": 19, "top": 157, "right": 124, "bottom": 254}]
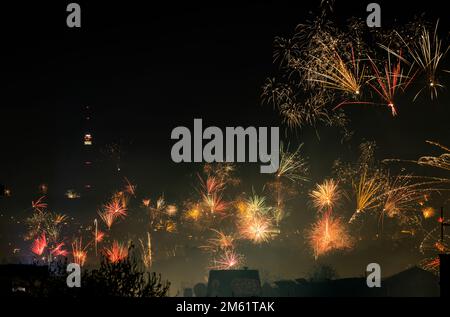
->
[
  {"left": 381, "top": 176, "right": 422, "bottom": 219},
  {"left": 50, "top": 242, "right": 68, "bottom": 257},
  {"left": 307, "top": 43, "right": 366, "bottom": 97},
  {"left": 395, "top": 21, "right": 449, "bottom": 100},
  {"left": 199, "top": 175, "right": 226, "bottom": 196},
  {"left": 276, "top": 143, "right": 309, "bottom": 183},
  {"left": 98, "top": 209, "right": 116, "bottom": 230},
  {"left": 239, "top": 216, "right": 277, "bottom": 244},
  {"left": 367, "top": 53, "right": 411, "bottom": 116},
  {"left": 31, "top": 233, "right": 47, "bottom": 256},
  {"left": 72, "top": 238, "right": 88, "bottom": 266},
  {"left": 185, "top": 204, "right": 202, "bottom": 222},
  {"left": 104, "top": 241, "right": 129, "bottom": 263},
  {"left": 309, "top": 179, "right": 342, "bottom": 212},
  {"left": 307, "top": 214, "right": 353, "bottom": 259},
  {"left": 202, "top": 193, "right": 227, "bottom": 214},
  {"left": 139, "top": 232, "right": 152, "bottom": 269},
  {"left": 32, "top": 196, "right": 48, "bottom": 212},
  {"left": 210, "top": 250, "right": 244, "bottom": 270},
  {"left": 201, "top": 229, "right": 235, "bottom": 253},
  {"left": 124, "top": 177, "right": 137, "bottom": 196},
  {"left": 104, "top": 195, "right": 128, "bottom": 219}
]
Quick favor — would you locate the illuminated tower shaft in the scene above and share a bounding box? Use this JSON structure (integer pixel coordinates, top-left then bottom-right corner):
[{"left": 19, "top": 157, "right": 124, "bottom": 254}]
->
[{"left": 83, "top": 105, "right": 94, "bottom": 192}]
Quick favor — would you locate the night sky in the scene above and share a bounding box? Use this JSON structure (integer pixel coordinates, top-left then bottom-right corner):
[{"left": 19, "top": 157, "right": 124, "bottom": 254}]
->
[{"left": 1, "top": 1, "right": 449, "bottom": 293}]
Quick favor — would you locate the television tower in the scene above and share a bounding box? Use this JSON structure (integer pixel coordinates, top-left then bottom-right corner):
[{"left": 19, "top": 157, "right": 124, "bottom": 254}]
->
[{"left": 82, "top": 105, "right": 94, "bottom": 192}]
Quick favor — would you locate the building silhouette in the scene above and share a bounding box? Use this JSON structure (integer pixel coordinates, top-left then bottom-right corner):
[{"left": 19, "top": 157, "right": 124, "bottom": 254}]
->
[
  {"left": 207, "top": 268, "right": 261, "bottom": 297},
  {"left": 440, "top": 254, "right": 450, "bottom": 297},
  {"left": 267, "top": 267, "right": 440, "bottom": 297}
]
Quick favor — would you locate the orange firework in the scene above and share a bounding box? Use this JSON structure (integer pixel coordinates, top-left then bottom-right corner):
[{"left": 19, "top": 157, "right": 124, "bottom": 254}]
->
[
  {"left": 307, "top": 214, "right": 353, "bottom": 259},
  {"left": 185, "top": 204, "right": 202, "bottom": 221},
  {"left": 239, "top": 215, "right": 277, "bottom": 244},
  {"left": 199, "top": 174, "right": 225, "bottom": 196},
  {"left": 104, "top": 196, "right": 128, "bottom": 219},
  {"left": 166, "top": 204, "right": 178, "bottom": 216},
  {"left": 104, "top": 241, "right": 128, "bottom": 263},
  {"left": 201, "top": 229, "right": 235, "bottom": 253},
  {"left": 95, "top": 230, "right": 105, "bottom": 243},
  {"left": 31, "top": 233, "right": 47, "bottom": 256},
  {"left": 98, "top": 209, "right": 115, "bottom": 229},
  {"left": 164, "top": 220, "right": 177, "bottom": 233},
  {"left": 124, "top": 177, "right": 137, "bottom": 196},
  {"left": 51, "top": 242, "right": 68, "bottom": 257},
  {"left": 142, "top": 198, "right": 151, "bottom": 208},
  {"left": 203, "top": 193, "right": 227, "bottom": 214},
  {"left": 309, "top": 179, "right": 342, "bottom": 212},
  {"left": 422, "top": 207, "right": 436, "bottom": 219},
  {"left": 420, "top": 257, "right": 440, "bottom": 274},
  {"left": 72, "top": 238, "right": 88, "bottom": 266},
  {"left": 53, "top": 213, "right": 68, "bottom": 225}
]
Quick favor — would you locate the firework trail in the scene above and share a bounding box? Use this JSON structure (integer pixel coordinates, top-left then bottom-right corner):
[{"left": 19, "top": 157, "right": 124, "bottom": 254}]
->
[
  {"left": 419, "top": 225, "right": 450, "bottom": 275},
  {"left": 93, "top": 219, "right": 106, "bottom": 256},
  {"left": 381, "top": 176, "right": 424, "bottom": 219},
  {"left": 124, "top": 177, "right": 137, "bottom": 197},
  {"left": 32, "top": 196, "right": 48, "bottom": 212},
  {"left": 418, "top": 141, "right": 450, "bottom": 171},
  {"left": 307, "top": 43, "right": 366, "bottom": 97},
  {"left": 383, "top": 141, "right": 450, "bottom": 188},
  {"left": 349, "top": 169, "right": 384, "bottom": 223},
  {"left": 139, "top": 232, "right": 152, "bottom": 269},
  {"left": 334, "top": 52, "right": 411, "bottom": 116},
  {"left": 267, "top": 147, "right": 303, "bottom": 224},
  {"left": 420, "top": 226, "right": 450, "bottom": 254},
  {"left": 420, "top": 257, "right": 440, "bottom": 274},
  {"left": 377, "top": 175, "right": 449, "bottom": 228}
]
